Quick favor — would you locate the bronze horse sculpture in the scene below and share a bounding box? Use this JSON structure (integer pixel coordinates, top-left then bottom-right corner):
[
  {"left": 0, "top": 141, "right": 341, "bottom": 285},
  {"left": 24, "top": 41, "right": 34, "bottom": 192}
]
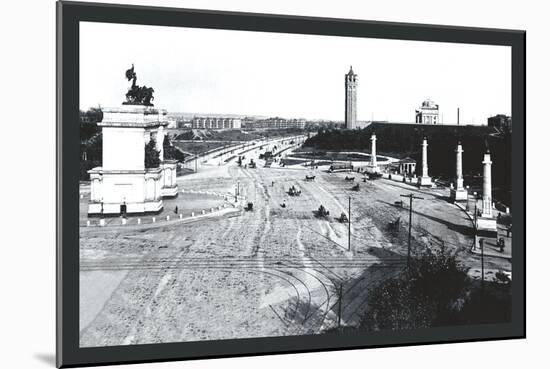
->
[{"left": 124, "top": 64, "right": 155, "bottom": 106}]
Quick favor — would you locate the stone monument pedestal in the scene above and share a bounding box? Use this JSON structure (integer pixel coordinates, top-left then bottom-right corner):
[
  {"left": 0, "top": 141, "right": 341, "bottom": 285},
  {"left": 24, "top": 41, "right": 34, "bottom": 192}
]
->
[
  {"left": 477, "top": 216, "right": 497, "bottom": 235},
  {"left": 364, "top": 164, "right": 380, "bottom": 174},
  {"left": 88, "top": 167, "right": 164, "bottom": 215},
  {"left": 87, "top": 104, "right": 177, "bottom": 216},
  {"left": 418, "top": 176, "right": 432, "bottom": 187},
  {"left": 451, "top": 187, "right": 468, "bottom": 201}
]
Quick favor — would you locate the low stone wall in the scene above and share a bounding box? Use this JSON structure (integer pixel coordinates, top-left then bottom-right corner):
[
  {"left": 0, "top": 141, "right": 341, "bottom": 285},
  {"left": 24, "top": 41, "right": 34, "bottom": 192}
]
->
[
  {"left": 84, "top": 188, "right": 242, "bottom": 228},
  {"left": 381, "top": 172, "right": 418, "bottom": 185}
]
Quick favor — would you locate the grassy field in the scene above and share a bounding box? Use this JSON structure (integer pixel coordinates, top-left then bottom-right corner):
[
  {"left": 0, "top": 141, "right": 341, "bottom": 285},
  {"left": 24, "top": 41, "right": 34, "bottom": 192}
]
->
[
  {"left": 173, "top": 141, "right": 231, "bottom": 155},
  {"left": 172, "top": 128, "right": 308, "bottom": 142}
]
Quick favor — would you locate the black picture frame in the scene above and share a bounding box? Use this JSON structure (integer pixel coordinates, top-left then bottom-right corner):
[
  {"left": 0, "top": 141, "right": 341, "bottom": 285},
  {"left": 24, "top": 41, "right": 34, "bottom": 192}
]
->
[{"left": 57, "top": 1, "right": 526, "bottom": 367}]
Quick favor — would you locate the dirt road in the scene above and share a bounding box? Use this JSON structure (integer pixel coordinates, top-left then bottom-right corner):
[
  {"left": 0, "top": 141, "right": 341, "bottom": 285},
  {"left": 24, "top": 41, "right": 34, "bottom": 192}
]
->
[{"left": 79, "top": 149, "right": 481, "bottom": 347}]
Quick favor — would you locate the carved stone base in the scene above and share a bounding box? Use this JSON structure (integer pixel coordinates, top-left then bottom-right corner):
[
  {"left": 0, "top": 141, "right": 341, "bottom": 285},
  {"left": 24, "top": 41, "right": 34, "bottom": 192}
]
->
[
  {"left": 364, "top": 164, "right": 380, "bottom": 174},
  {"left": 477, "top": 216, "right": 497, "bottom": 233},
  {"left": 161, "top": 186, "right": 178, "bottom": 198},
  {"left": 417, "top": 176, "right": 432, "bottom": 187},
  {"left": 451, "top": 188, "right": 468, "bottom": 201},
  {"left": 88, "top": 200, "right": 163, "bottom": 215}
]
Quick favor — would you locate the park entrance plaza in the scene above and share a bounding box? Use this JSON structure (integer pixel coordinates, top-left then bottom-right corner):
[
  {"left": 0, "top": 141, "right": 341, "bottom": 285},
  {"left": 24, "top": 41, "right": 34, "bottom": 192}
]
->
[{"left": 78, "top": 65, "right": 512, "bottom": 347}]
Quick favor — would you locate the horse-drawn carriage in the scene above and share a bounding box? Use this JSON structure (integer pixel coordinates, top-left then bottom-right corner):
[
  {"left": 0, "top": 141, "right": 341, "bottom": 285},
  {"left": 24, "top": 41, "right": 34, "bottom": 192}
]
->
[
  {"left": 338, "top": 212, "right": 349, "bottom": 223},
  {"left": 315, "top": 205, "right": 330, "bottom": 218},
  {"left": 288, "top": 185, "right": 301, "bottom": 196},
  {"left": 368, "top": 172, "right": 383, "bottom": 180},
  {"left": 351, "top": 183, "right": 360, "bottom": 191},
  {"left": 305, "top": 175, "right": 316, "bottom": 181},
  {"left": 345, "top": 176, "right": 355, "bottom": 181},
  {"left": 245, "top": 202, "right": 253, "bottom": 211}
]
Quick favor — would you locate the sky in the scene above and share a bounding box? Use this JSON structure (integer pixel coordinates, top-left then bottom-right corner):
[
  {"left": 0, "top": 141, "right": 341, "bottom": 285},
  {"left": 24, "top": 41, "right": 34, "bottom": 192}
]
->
[{"left": 80, "top": 22, "right": 511, "bottom": 124}]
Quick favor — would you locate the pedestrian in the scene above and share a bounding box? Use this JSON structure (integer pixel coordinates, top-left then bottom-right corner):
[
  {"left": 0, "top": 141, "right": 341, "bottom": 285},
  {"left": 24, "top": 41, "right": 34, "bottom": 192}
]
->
[
  {"left": 498, "top": 238, "right": 505, "bottom": 253},
  {"left": 174, "top": 206, "right": 178, "bottom": 214},
  {"left": 506, "top": 224, "right": 512, "bottom": 237}
]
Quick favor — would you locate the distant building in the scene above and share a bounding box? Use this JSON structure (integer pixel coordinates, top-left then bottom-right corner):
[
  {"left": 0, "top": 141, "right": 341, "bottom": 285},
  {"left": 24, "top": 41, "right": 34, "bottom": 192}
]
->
[
  {"left": 488, "top": 114, "right": 512, "bottom": 130},
  {"left": 79, "top": 111, "right": 93, "bottom": 124},
  {"left": 415, "top": 99, "right": 439, "bottom": 124},
  {"left": 192, "top": 116, "right": 242, "bottom": 130},
  {"left": 398, "top": 157, "right": 417, "bottom": 175},
  {"left": 244, "top": 117, "right": 306, "bottom": 130},
  {"left": 345, "top": 66, "right": 358, "bottom": 129},
  {"left": 79, "top": 109, "right": 102, "bottom": 124},
  {"left": 176, "top": 119, "right": 192, "bottom": 129},
  {"left": 387, "top": 157, "right": 417, "bottom": 175},
  {"left": 166, "top": 117, "right": 177, "bottom": 129}
]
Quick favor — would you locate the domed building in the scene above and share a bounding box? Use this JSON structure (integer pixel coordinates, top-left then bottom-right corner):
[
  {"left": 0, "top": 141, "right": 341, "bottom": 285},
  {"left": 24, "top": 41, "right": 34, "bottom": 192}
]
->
[{"left": 415, "top": 99, "right": 440, "bottom": 124}]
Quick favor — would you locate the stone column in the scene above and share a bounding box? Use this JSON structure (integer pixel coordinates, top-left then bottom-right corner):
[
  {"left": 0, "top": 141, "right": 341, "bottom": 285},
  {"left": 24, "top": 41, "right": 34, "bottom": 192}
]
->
[
  {"left": 418, "top": 137, "right": 432, "bottom": 186},
  {"left": 421, "top": 138, "right": 428, "bottom": 178},
  {"left": 456, "top": 142, "right": 464, "bottom": 190},
  {"left": 451, "top": 142, "right": 467, "bottom": 201},
  {"left": 370, "top": 133, "right": 377, "bottom": 168},
  {"left": 482, "top": 151, "right": 493, "bottom": 217}
]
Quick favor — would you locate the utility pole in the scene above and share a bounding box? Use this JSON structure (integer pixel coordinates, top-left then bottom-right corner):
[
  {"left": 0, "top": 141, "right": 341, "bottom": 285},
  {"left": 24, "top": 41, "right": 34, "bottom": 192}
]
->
[
  {"left": 473, "top": 192, "right": 479, "bottom": 244},
  {"left": 337, "top": 283, "right": 343, "bottom": 328},
  {"left": 400, "top": 193, "right": 424, "bottom": 269},
  {"left": 348, "top": 196, "right": 351, "bottom": 252},
  {"left": 480, "top": 238, "right": 485, "bottom": 290},
  {"left": 472, "top": 192, "right": 484, "bottom": 290}
]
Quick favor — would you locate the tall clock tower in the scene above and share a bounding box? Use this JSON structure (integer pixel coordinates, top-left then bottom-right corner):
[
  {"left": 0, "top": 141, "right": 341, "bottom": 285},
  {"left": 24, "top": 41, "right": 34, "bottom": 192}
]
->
[{"left": 345, "top": 66, "right": 358, "bottom": 129}]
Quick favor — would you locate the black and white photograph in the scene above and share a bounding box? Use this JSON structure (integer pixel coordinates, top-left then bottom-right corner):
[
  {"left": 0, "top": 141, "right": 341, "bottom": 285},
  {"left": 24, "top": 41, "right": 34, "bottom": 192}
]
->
[
  {"left": 77, "top": 20, "right": 515, "bottom": 348},
  {"left": 8, "top": 0, "right": 550, "bottom": 368}
]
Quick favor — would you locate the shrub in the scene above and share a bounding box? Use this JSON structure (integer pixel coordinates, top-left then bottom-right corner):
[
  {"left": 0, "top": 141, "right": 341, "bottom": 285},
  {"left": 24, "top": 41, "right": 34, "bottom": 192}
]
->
[{"left": 145, "top": 139, "right": 160, "bottom": 168}]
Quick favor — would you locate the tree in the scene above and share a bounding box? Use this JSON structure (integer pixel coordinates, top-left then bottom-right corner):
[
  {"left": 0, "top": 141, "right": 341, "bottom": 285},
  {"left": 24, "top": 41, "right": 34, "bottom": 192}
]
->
[
  {"left": 360, "top": 246, "right": 469, "bottom": 331},
  {"left": 145, "top": 138, "right": 161, "bottom": 168},
  {"left": 79, "top": 107, "right": 103, "bottom": 180},
  {"left": 80, "top": 107, "right": 103, "bottom": 141},
  {"left": 163, "top": 135, "right": 176, "bottom": 160}
]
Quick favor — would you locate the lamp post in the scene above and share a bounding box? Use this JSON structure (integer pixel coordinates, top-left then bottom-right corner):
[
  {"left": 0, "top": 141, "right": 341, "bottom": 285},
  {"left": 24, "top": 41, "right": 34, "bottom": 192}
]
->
[
  {"left": 466, "top": 186, "right": 470, "bottom": 211},
  {"left": 348, "top": 196, "right": 351, "bottom": 252},
  {"left": 400, "top": 193, "right": 424, "bottom": 269},
  {"left": 479, "top": 237, "right": 485, "bottom": 289},
  {"left": 473, "top": 191, "right": 478, "bottom": 232}
]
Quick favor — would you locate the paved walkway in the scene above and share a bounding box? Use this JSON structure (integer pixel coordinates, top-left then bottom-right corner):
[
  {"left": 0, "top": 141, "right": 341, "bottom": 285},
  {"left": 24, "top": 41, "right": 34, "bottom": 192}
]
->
[{"left": 471, "top": 215, "right": 512, "bottom": 260}]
